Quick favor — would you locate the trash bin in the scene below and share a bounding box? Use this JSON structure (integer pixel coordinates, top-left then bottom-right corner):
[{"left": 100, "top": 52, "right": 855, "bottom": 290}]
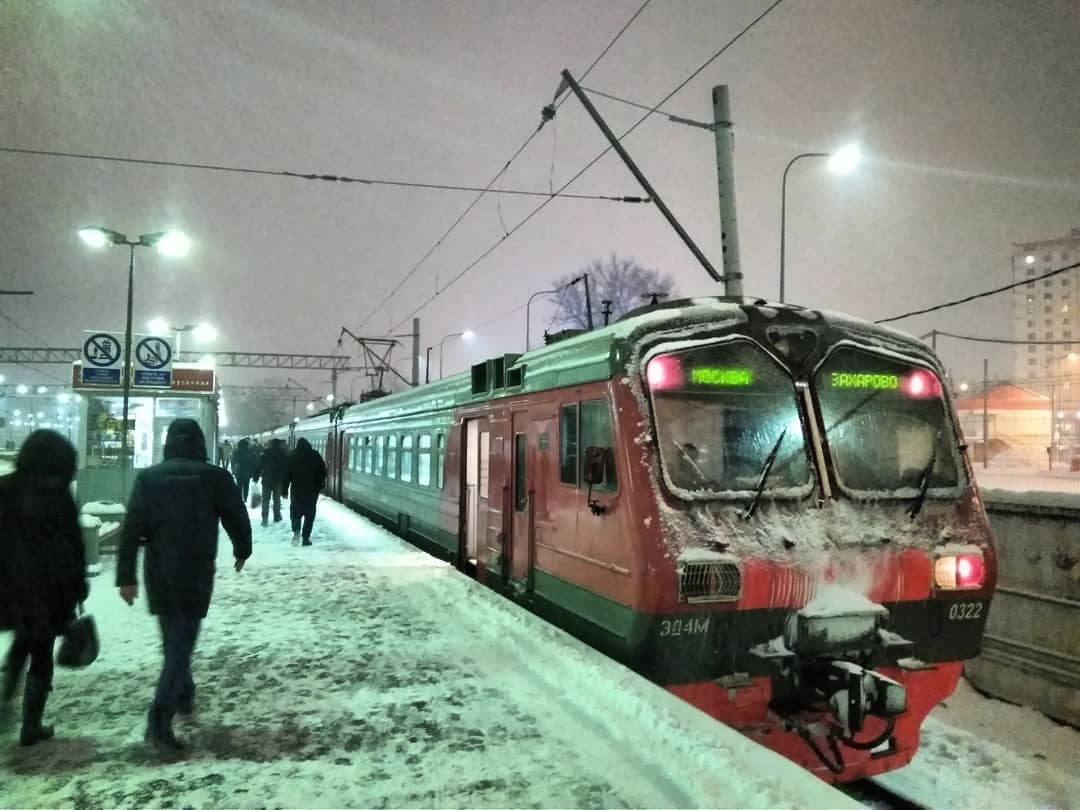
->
[
  {"left": 80, "top": 500, "right": 126, "bottom": 568},
  {"left": 79, "top": 514, "right": 102, "bottom": 575}
]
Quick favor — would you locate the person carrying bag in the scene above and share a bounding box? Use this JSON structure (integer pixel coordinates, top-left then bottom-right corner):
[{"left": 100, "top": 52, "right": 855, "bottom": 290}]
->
[{"left": 0, "top": 430, "right": 90, "bottom": 746}]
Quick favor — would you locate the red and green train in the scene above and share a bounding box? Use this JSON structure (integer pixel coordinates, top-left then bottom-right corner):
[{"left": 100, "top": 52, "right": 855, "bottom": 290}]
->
[{"left": 266, "top": 298, "right": 997, "bottom": 783}]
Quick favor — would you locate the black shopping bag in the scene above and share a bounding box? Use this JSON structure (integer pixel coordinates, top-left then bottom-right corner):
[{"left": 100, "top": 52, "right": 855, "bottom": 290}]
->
[{"left": 57, "top": 608, "right": 99, "bottom": 668}]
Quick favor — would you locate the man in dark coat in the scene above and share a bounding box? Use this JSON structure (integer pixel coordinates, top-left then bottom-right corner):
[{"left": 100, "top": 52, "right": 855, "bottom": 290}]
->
[
  {"left": 117, "top": 419, "right": 251, "bottom": 758},
  {"left": 0, "top": 430, "right": 87, "bottom": 746},
  {"left": 281, "top": 438, "right": 327, "bottom": 547},
  {"left": 254, "top": 438, "right": 287, "bottom": 527},
  {"left": 231, "top": 438, "right": 254, "bottom": 502}
]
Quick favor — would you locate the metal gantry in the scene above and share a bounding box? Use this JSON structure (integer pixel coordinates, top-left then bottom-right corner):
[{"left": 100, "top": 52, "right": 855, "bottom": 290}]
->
[{"left": 0, "top": 347, "right": 351, "bottom": 370}]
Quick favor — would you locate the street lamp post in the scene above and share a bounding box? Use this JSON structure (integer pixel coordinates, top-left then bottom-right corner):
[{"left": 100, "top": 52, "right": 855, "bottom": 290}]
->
[
  {"left": 79, "top": 226, "right": 190, "bottom": 501},
  {"left": 439, "top": 330, "right": 474, "bottom": 380},
  {"left": 525, "top": 289, "right": 559, "bottom": 351},
  {"left": 778, "top": 144, "right": 861, "bottom": 303}
]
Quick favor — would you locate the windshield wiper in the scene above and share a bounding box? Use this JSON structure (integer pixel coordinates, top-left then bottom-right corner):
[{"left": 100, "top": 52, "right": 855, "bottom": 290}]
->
[
  {"left": 907, "top": 437, "right": 939, "bottom": 519},
  {"left": 743, "top": 428, "right": 787, "bottom": 521}
]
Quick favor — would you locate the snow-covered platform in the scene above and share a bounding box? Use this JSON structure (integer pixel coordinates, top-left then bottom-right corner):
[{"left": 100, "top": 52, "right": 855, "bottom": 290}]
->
[{"left": 1, "top": 500, "right": 854, "bottom": 809}]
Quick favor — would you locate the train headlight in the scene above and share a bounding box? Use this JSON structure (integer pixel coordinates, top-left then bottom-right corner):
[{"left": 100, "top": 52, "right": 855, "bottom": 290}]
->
[{"left": 933, "top": 553, "right": 986, "bottom": 590}]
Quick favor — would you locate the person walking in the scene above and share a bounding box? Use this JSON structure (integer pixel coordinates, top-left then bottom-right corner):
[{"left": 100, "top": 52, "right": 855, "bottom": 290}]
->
[
  {"left": 220, "top": 439, "right": 233, "bottom": 469},
  {"left": 255, "top": 438, "right": 287, "bottom": 527},
  {"left": 0, "top": 430, "right": 88, "bottom": 746},
  {"left": 117, "top": 419, "right": 251, "bottom": 759},
  {"left": 281, "top": 438, "right": 327, "bottom": 547},
  {"left": 231, "top": 438, "right": 254, "bottom": 502}
]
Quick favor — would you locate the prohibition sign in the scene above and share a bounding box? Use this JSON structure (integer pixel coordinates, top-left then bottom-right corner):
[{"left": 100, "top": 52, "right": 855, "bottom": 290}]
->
[
  {"left": 135, "top": 336, "right": 173, "bottom": 370},
  {"left": 83, "top": 333, "right": 122, "bottom": 367}
]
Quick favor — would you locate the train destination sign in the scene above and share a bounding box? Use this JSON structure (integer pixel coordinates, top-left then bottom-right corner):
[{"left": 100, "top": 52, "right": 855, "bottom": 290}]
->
[
  {"left": 830, "top": 372, "right": 900, "bottom": 390},
  {"left": 689, "top": 366, "right": 754, "bottom": 387}
]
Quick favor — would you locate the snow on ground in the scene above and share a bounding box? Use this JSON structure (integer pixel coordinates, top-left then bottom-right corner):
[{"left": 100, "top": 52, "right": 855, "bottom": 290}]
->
[
  {"left": 876, "top": 677, "right": 1080, "bottom": 809},
  {"left": 1, "top": 498, "right": 853, "bottom": 809}
]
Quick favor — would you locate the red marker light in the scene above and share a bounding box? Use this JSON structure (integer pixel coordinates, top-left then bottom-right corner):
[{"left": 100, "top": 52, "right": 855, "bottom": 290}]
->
[
  {"left": 934, "top": 553, "right": 986, "bottom": 589},
  {"left": 955, "top": 554, "right": 985, "bottom": 589},
  {"left": 902, "top": 369, "right": 943, "bottom": 398},
  {"left": 646, "top": 354, "right": 683, "bottom": 390}
]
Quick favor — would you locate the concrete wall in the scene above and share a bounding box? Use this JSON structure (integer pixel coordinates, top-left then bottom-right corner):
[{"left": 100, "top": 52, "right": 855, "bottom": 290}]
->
[{"left": 967, "top": 489, "right": 1080, "bottom": 727}]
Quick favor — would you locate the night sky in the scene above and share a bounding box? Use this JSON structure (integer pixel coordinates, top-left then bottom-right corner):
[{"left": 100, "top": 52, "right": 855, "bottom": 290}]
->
[{"left": 2, "top": 0, "right": 1078, "bottom": 397}]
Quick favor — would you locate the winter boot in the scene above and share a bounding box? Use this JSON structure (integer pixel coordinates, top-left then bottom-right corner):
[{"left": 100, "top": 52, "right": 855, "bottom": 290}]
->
[
  {"left": 292, "top": 531, "right": 301, "bottom": 546},
  {"left": 145, "top": 704, "right": 185, "bottom": 759},
  {"left": 261, "top": 518, "right": 268, "bottom": 527},
  {"left": 19, "top": 675, "right": 54, "bottom": 747},
  {"left": 302, "top": 538, "right": 312, "bottom": 546}
]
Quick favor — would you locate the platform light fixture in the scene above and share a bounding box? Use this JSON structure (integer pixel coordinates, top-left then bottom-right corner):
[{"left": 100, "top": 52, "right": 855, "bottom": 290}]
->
[
  {"left": 78, "top": 224, "right": 191, "bottom": 501},
  {"left": 780, "top": 143, "right": 862, "bottom": 303}
]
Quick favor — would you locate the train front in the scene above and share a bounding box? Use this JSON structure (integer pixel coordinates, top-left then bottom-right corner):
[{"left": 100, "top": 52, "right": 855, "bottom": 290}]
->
[{"left": 631, "top": 305, "right": 997, "bottom": 782}]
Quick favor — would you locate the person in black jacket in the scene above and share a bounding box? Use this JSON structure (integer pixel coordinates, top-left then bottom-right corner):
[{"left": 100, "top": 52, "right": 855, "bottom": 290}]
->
[
  {"left": 0, "top": 430, "right": 87, "bottom": 746},
  {"left": 117, "top": 419, "right": 251, "bottom": 759},
  {"left": 231, "top": 438, "right": 254, "bottom": 502},
  {"left": 281, "top": 438, "right": 327, "bottom": 547},
  {"left": 254, "top": 438, "right": 287, "bottom": 527}
]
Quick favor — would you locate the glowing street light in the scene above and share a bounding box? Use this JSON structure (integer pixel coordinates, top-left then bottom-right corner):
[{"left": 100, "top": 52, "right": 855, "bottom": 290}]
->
[
  {"left": 826, "top": 143, "right": 862, "bottom": 176},
  {"left": 1025, "top": 255, "right": 1036, "bottom": 265},
  {"left": 78, "top": 225, "right": 191, "bottom": 500},
  {"left": 779, "top": 143, "right": 862, "bottom": 303},
  {"left": 306, "top": 402, "right": 316, "bottom": 412},
  {"left": 36, "top": 385, "right": 47, "bottom": 394},
  {"left": 16, "top": 384, "right": 28, "bottom": 395},
  {"left": 325, "top": 393, "right": 335, "bottom": 403},
  {"left": 439, "top": 330, "right": 475, "bottom": 379}
]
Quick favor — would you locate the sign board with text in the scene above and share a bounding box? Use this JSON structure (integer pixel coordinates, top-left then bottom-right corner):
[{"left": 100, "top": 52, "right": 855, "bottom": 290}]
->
[
  {"left": 132, "top": 334, "right": 174, "bottom": 388},
  {"left": 81, "top": 331, "right": 123, "bottom": 386}
]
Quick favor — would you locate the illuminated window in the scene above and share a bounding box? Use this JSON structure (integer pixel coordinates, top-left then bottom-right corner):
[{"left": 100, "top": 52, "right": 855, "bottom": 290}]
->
[
  {"left": 417, "top": 434, "right": 432, "bottom": 486},
  {"left": 435, "top": 433, "right": 446, "bottom": 489},
  {"left": 400, "top": 435, "right": 413, "bottom": 483},
  {"left": 386, "top": 435, "right": 398, "bottom": 480}
]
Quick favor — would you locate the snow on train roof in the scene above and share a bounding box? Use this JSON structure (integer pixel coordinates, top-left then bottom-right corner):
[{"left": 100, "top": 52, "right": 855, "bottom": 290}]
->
[{"left": 301, "top": 299, "right": 935, "bottom": 428}]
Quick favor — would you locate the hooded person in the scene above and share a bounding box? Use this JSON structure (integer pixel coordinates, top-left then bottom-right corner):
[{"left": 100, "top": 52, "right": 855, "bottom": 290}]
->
[
  {"left": 280, "top": 437, "right": 327, "bottom": 546},
  {"left": 117, "top": 418, "right": 252, "bottom": 759},
  {"left": 254, "top": 438, "right": 287, "bottom": 527},
  {"left": 231, "top": 438, "right": 254, "bottom": 501},
  {"left": 0, "top": 430, "right": 87, "bottom": 746}
]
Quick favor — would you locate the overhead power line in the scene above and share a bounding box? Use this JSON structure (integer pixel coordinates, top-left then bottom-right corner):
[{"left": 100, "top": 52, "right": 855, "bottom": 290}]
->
[
  {"left": 930, "top": 331, "right": 1080, "bottom": 346},
  {"left": 353, "top": 0, "right": 653, "bottom": 334},
  {"left": 876, "top": 260, "right": 1080, "bottom": 324},
  {"left": 386, "top": 0, "right": 785, "bottom": 334},
  {"left": 0, "top": 146, "right": 645, "bottom": 202}
]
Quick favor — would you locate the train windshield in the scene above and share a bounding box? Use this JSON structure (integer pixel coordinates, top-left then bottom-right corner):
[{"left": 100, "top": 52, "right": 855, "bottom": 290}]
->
[
  {"left": 645, "top": 340, "right": 812, "bottom": 498},
  {"left": 815, "top": 347, "right": 963, "bottom": 497}
]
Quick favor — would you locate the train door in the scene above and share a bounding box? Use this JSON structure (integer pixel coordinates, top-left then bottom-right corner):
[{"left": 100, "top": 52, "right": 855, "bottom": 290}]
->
[
  {"left": 333, "top": 432, "right": 347, "bottom": 501},
  {"left": 510, "top": 411, "right": 553, "bottom": 589},
  {"left": 461, "top": 418, "right": 490, "bottom": 576}
]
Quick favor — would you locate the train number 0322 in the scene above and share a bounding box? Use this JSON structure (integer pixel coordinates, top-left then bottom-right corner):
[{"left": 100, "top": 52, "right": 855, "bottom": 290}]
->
[{"left": 947, "top": 602, "right": 983, "bottom": 621}]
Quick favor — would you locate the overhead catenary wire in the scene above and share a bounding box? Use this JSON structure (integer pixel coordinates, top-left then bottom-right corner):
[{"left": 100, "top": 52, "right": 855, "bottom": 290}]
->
[
  {"left": 0, "top": 146, "right": 645, "bottom": 203},
  {"left": 876, "top": 260, "right": 1080, "bottom": 324},
  {"left": 386, "top": 0, "right": 786, "bottom": 335},
  {"left": 927, "top": 331, "right": 1080, "bottom": 346},
  {"left": 352, "top": 0, "right": 654, "bottom": 334}
]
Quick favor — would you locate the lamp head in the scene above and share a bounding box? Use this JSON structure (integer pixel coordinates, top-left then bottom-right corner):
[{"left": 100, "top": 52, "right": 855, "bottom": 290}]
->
[
  {"left": 827, "top": 143, "right": 862, "bottom": 176},
  {"left": 78, "top": 227, "right": 126, "bottom": 247},
  {"left": 141, "top": 230, "right": 191, "bottom": 257}
]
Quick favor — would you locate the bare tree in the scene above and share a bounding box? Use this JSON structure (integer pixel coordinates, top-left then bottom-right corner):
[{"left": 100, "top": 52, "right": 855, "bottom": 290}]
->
[{"left": 550, "top": 254, "right": 677, "bottom": 330}]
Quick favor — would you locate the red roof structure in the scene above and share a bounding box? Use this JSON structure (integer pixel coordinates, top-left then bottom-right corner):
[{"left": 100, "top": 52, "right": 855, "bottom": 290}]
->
[{"left": 953, "top": 383, "right": 1049, "bottom": 412}]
